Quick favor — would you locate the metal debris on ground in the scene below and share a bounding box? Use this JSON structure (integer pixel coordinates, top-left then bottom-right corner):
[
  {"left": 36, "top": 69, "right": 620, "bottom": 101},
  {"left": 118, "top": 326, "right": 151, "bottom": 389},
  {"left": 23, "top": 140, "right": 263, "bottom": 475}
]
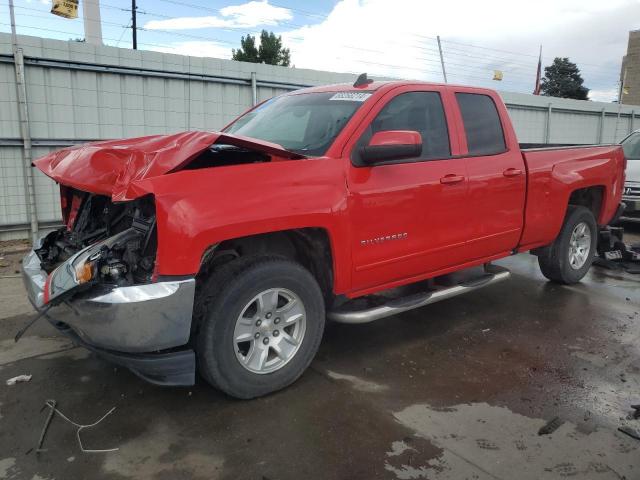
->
[
  {"left": 36, "top": 399, "right": 56, "bottom": 453},
  {"left": 39, "top": 400, "right": 119, "bottom": 453},
  {"left": 618, "top": 426, "right": 640, "bottom": 441},
  {"left": 14, "top": 303, "right": 53, "bottom": 343},
  {"left": 595, "top": 226, "right": 640, "bottom": 273},
  {"left": 6, "top": 374, "right": 32, "bottom": 385},
  {"left": 632, "top": 404, "right": 640, "bottom": 420},
  {"left": 538, "top": 416, "right": 564, "bottom": 435}
]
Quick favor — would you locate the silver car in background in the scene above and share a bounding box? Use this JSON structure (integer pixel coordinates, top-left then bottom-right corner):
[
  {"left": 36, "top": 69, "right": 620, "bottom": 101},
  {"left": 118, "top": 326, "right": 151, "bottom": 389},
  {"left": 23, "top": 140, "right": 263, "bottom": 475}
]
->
[{"left": 621, "top": 130, "right": 640, "bottom": 222}]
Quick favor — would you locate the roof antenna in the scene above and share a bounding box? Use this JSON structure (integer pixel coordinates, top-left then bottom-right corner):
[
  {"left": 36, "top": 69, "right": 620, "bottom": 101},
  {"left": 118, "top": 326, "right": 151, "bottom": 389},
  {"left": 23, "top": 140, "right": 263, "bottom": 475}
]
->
[{"left": 353, "top": 73, "right": 373, "bottom": 88}]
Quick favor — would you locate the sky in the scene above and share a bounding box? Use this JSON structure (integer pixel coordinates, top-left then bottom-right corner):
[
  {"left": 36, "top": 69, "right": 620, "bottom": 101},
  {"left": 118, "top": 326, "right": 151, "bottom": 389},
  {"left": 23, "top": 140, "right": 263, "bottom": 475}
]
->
[{"left": 1, "top": 0, "right": 639, "bottom": 102}]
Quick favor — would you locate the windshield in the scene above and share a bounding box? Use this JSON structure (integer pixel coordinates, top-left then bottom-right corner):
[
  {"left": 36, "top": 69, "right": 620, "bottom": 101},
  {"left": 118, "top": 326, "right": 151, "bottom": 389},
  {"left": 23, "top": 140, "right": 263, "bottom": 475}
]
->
[
  {"left": 224, "top": 91, "right": 371, "bottom": 156},
  {"left": 622, "top": 132, "right": 640, "bottom": 160}
]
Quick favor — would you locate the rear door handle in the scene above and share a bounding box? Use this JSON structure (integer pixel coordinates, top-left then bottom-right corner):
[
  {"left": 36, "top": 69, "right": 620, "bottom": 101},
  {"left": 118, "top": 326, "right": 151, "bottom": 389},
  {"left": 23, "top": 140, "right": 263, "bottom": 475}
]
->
[
  {"left": 503, "top": 168, "right": 523, "bottom": 177},
  {"left": 440, "top": 174, "right": 465, "bottom": 185}
]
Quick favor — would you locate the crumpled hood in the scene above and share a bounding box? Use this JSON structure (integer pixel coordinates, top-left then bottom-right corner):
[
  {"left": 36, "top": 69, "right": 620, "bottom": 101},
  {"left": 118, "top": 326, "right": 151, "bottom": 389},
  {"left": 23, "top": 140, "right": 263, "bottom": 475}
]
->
[{"left": 33, "top": 131, "right": 304, "bottom": 201}]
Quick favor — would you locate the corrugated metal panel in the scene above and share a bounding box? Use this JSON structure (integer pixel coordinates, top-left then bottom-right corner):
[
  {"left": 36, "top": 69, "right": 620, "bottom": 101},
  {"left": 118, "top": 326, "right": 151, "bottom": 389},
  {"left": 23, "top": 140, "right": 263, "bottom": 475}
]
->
[
  {"left": 549, "top": 110, "right": 600, "bottom": 144},
  {"left": 505, "top": 106, "right": 547, "bottom": 143},
  {"left": 602, "top": 114, "right": 632, "bottom": 143}
]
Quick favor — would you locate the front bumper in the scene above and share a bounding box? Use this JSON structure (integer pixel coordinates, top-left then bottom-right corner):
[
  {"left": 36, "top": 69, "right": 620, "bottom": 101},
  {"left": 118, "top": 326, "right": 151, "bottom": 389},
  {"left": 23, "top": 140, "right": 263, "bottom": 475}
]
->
[{"left": 22, "top": 249, "right": 197, "bottom": 386}]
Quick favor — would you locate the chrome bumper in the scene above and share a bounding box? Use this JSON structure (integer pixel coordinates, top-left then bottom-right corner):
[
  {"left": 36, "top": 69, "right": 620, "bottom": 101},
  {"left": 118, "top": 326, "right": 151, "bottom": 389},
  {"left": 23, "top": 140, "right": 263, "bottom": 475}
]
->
[{"left": 22, "top": 249, "right": 196, "bottom": 353}]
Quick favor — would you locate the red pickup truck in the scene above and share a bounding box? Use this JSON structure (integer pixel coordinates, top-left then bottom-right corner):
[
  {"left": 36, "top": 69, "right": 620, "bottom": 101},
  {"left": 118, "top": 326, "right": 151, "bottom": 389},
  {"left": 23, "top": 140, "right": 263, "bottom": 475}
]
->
[{"left": 22, "top": 78, "right": 625, "bottom": 398}]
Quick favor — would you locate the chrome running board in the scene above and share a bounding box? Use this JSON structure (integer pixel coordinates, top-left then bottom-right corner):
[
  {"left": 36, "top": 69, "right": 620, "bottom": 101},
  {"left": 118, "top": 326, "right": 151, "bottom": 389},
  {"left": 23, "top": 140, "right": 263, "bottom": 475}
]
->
[{"left": 328, "top": 264, "right": 510, "bottom": 324}]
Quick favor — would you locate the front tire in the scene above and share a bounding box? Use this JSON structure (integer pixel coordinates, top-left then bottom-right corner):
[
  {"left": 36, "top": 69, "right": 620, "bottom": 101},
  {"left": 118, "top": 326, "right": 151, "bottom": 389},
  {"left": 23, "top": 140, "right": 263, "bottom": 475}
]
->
[
  {"left": 537, "top": 205, "right": 598, "bottom": 284},
  {"left": 195, "top": 256, "right": 325, "bottom": 399}
]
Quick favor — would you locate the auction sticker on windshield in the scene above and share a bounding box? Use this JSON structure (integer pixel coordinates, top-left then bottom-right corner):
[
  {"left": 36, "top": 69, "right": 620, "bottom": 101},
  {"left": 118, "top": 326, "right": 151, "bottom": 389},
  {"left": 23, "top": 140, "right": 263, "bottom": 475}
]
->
[{"left": 329, "top": 92, "right": 372, "bottom": 102}]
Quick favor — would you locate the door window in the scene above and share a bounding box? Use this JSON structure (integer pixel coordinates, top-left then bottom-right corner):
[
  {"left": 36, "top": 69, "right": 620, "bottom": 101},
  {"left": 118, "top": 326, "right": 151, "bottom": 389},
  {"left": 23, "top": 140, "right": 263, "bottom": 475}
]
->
[
  {"left": 456, "top": 93, "right": 506, "bottom": 156},
  {"left": 354, "top": 91, "right": 450, "bottom": 164}
]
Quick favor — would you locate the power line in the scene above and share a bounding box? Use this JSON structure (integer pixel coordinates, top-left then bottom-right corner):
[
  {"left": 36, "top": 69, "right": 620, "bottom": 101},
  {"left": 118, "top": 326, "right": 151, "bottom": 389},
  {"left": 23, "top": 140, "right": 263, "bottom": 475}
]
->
[
  {"left": 4, "top": 1, "right": 618, "bottom": 76},
  {"left": 116, "top": 21, "right": 131, "bottom": 47},
  {"left": 4, "top": 0, "right": 619, "bottom": 77},
  {"left": 0, "top": 2, "right": 619, "bottom": 93}
]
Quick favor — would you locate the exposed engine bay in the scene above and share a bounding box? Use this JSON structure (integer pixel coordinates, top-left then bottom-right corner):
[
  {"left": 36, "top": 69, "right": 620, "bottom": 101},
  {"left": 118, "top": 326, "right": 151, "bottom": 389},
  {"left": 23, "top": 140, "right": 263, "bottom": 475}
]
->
[
  {"left": 36, "top": 186, "right": 157, "bottom": 287},
  {"left": 182, "top": 144, "right": 270, "bottom": 170}
]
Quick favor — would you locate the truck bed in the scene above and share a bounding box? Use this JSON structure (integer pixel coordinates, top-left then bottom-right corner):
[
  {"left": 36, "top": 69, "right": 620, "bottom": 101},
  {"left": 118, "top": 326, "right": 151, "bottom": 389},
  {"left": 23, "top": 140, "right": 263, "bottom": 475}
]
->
[{"left": 518, "top": 144, "right": 625, "bottom": 251}]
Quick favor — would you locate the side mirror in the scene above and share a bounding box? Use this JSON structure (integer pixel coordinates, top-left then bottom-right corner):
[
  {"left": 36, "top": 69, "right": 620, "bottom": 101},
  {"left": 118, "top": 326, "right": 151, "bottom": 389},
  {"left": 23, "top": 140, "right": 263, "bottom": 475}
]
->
[{"left": 359, "top": 130, "right": 422, "bottom": 164}]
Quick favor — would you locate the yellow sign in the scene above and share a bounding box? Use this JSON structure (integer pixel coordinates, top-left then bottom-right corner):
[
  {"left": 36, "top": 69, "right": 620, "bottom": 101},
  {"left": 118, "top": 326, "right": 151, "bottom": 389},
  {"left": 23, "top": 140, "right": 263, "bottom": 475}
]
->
[
  {"left": 493, "top": 70, "right": 503, "bottom": 81},
  {"left": 51, "top": 0, "right": 78, "bottom": 19}
]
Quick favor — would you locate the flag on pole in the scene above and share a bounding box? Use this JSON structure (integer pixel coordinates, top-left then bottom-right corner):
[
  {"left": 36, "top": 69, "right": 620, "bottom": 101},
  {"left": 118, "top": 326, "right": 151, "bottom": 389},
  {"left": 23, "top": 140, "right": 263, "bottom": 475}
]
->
[{"left": 533, "top": 46, "right": 542, "bottom": 95}]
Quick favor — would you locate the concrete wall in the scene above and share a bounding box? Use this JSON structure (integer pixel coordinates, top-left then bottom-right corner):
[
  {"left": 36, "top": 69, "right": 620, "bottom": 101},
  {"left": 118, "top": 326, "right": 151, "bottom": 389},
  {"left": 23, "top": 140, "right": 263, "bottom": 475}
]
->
[{"left": 1, "top": 33, "right": 638, "bottom": 240}]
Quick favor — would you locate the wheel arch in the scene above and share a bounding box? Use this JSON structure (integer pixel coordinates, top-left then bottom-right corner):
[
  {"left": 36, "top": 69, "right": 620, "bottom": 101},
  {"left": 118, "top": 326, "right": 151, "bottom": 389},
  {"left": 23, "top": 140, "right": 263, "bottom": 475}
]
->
[
  {"left": 196, "top": 228, "right": 337, "bottom": 303},
  {"left": 528, "top": 185, "right": 605, "bottom": 256},
  {"left": 567, "top": 185, "right": 606, "bottom": 225}
]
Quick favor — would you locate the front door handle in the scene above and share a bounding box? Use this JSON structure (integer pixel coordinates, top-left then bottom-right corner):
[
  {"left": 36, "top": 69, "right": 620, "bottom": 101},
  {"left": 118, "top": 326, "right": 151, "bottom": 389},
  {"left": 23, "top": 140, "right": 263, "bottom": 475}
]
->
[
  {"left": 503, "top": 168, "right": 523, "bottom": 177},
  {"left": 440, "top": 174, "right": 465, "bottom": 185}
]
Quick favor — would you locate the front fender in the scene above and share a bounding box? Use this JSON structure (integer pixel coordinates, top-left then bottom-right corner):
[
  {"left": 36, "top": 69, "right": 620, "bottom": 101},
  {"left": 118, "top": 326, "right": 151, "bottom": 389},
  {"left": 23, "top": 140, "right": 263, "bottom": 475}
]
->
[{"left": 140, "top": 158, "right": 352, "bottom": 293}]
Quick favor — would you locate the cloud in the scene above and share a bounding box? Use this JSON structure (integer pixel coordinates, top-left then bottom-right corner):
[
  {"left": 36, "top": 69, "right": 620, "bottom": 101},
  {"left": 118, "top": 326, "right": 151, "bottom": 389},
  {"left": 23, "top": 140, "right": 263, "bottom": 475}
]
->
[
  {"left": 149, "top": 41, "right": 232, "bottom": 59},
  {"left": 219, "top": 0, "right": 292, "bottom": 26},
  {"left": 589, "top": 88, "right": 620, "bottom": 102},
  {"left": 281, "top": 0, "right": 638, "bottom": 99},
  {"left": 144, "top": 0, "right": 292, "bottom": 30}
]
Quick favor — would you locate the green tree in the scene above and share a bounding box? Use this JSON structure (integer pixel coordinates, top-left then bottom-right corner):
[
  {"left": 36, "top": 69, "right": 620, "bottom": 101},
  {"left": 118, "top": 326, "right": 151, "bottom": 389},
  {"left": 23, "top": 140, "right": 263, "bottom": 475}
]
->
[
  {"left": 541, "top": 57, "right": 589, "bottom": 100},
  {"left": 232, "top": 30, "right": 290, "bottom": 66},
  {"left": 232, "top": 34, "right": 259, "bottom": 63}
]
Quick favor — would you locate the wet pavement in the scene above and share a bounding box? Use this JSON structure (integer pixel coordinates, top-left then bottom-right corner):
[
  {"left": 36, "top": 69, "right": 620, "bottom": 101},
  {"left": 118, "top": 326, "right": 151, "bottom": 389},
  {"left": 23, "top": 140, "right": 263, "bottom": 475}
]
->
[{"left": 1, "top": 229, "right": 639, "bottom": 480}]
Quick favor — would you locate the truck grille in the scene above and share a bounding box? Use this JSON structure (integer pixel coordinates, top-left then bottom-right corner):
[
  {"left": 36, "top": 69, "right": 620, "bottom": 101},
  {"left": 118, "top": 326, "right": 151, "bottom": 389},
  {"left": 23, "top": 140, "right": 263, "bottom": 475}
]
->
[{"left": 623, "top": 184, "right": 640, "bottom": 199}]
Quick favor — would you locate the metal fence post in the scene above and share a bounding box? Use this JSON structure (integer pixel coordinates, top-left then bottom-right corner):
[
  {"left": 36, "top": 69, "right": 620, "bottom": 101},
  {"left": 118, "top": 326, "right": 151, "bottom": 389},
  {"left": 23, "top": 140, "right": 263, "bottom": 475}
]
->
[
  {"left": 9, "top": 0, "right": 38, "bottom": 243},
  {"left": 545, "top": 104, "right": 552, "bottom": 143},
  {"left": 597, "top": 108, "right": 605, "bottom": 144},
  {"left": 251, "top": 72, "right": 257, "bottom": 106}
]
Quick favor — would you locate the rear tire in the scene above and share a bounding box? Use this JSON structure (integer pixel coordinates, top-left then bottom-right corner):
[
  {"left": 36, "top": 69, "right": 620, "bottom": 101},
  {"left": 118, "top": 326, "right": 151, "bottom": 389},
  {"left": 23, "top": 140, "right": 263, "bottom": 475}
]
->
[
  {"left": 537, "top": 205, "right": 597, "bottom": 284},
  {"left": 195, "top": 256, "right": 325, "bottom": 399}
]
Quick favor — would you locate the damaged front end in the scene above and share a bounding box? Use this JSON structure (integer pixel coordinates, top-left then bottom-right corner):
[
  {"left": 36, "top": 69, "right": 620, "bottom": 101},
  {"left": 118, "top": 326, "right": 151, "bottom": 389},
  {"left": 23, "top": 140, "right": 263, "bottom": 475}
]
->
[
  {"left": 21, "top": 187, "right": 196, "bottom": 386},
  {"left": 35, "top": 187, "right": 158, "bottom": 305},
  {"left": 21, "top": 130, "right": 309, "bottom": 386}
]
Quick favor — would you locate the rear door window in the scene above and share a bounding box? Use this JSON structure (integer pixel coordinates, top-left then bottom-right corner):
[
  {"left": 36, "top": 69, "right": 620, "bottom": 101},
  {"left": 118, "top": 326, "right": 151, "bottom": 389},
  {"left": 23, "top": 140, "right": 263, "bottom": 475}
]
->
[{"left": 456, "top": 93, "right": 506, "bottom": 156}]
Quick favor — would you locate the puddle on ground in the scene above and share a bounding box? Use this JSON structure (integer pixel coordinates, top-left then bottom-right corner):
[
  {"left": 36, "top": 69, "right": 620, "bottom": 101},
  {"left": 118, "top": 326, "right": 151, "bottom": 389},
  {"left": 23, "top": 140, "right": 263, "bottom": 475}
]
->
[
  {"left": 0, "top": 336, "right": 73, "bottom": 365},
  {"left": 386, "top": 440, "right": 416, "bottom": 457},
  {"left": 387, "top": 402, "right": 638, "bottom": 479}
]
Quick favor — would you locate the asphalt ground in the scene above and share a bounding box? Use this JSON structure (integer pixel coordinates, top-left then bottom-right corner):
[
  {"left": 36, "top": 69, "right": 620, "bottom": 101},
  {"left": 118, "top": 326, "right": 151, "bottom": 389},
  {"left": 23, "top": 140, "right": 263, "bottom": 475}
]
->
[{"left": 1, "top": 226, "right": 639, "bottom": 479}]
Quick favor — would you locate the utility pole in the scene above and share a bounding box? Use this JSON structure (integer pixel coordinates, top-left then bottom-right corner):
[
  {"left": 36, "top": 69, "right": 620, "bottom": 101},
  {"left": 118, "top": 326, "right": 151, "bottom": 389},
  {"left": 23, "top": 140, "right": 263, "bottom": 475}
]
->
[
  {"left": 8, "top": 0, "right": 39, "bottom": 243},
  {"left": 437, "top": 35, "right": 447, "bottom": 83},
  {"left": 131, "top": 0, "right": 138, "bottom": 50}
]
